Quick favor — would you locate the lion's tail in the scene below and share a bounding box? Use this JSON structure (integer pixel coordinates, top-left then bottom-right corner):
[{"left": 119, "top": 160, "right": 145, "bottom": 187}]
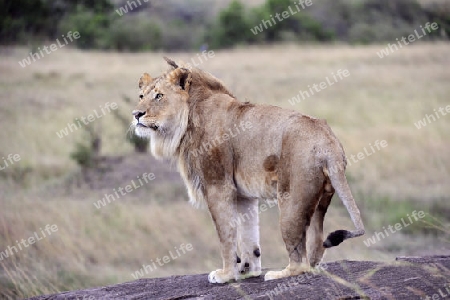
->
[{"left": 323, "top": 156, "right": 365, "bottom": 248}]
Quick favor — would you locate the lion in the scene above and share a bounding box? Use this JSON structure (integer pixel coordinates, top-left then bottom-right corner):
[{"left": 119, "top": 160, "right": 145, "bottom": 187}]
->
[{"left": 132, "top": 57, "right": 365, "bottom": 283}]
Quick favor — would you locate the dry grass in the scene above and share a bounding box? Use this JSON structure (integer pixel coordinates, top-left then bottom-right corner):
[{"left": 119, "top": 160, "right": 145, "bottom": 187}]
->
[{"left": 0, "top": 43, "right": 449, "bottom": 298}]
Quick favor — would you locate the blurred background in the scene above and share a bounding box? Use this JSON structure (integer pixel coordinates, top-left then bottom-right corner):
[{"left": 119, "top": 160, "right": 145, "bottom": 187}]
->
[{"left": 0, "top": 0, "right": 449, "bottom": 298}]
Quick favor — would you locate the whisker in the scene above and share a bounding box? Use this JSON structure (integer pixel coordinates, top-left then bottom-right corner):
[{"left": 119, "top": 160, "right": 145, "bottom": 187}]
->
[{"left": 126, "top": 123, "right": 135, "bottom": 138}]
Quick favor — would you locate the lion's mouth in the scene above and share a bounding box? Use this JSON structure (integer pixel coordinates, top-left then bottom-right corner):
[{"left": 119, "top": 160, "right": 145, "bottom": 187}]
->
[{"left": 137, "top": 122, "right": 159, "bottom": 130}]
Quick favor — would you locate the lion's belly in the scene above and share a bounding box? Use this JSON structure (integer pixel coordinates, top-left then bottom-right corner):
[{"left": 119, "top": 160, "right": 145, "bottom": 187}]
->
[{"left": 234, "top": 171, "right": 277, "bottom": 199}]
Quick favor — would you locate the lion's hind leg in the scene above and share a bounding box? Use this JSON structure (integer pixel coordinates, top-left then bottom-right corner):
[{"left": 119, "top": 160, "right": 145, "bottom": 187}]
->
[
  {"left": 307, "top": 179, "right": 334, "bottom": 268},
  {"left": 264, "top": 161, "right": 323, "bottom": 281},
  {"left": 236, "top": 197, "right": 262, "bottom": 279}
]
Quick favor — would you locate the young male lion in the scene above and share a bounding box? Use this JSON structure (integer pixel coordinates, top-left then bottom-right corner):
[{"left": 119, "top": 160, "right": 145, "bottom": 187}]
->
[{"left": 132, "top": 57, "right": 365, "bottom": 283}]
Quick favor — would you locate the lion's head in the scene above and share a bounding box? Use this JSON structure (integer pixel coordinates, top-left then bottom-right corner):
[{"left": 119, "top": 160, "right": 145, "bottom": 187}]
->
[{"left": 132, "top": 57, "right": 191, "bottom": 159}]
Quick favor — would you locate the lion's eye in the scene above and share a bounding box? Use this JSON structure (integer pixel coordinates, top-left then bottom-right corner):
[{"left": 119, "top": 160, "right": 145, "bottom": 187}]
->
[
  {"left": 139, "top": 94, "right": 144, "bottom": 99},
  {"left": 155, "top": 93, "right": 163, "bottom": 101}
]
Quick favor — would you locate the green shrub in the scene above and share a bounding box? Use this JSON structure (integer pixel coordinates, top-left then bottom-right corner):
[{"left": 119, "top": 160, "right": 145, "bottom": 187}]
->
[
  {"left": 348, "top": 23, "right": 378, "bottom": 44},
  {"left": 69, "top": 121, "right": 101, "bottom": 168},
  {"left": 70, "top": 142, "right": 95, "bottom": 168},
  {"left": 423, "top": 1, "right": 450, "bottom": 38},
  {"left": 58, "top": 5, "right": 112, "bottom": 49},
  {"left": 208, "top": 0, "right": 251, "bottom": 48},
  {"left": 161, "top": 20, "right": 205, "bottom": 50},
  {"left": 208, "top": 0, "right": 334, "bottom": 48},
  {"left": 348, "top": 0, "right": 429, "bottom": 43},
  {"left": 101, "top": 17, "right": 162, "bottom": 51},
  {"left": 292, "top": 13, "right": 335, "bottom": 42}
]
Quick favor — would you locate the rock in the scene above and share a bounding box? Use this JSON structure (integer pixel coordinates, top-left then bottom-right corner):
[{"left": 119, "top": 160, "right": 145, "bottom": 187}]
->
[{"left": 28, "top": 255, "right": 450, "bottom": 300}]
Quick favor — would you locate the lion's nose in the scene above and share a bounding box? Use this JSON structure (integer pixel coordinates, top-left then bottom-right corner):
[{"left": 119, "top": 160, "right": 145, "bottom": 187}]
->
[{"left": 132, "top": 110, "right": 146, "bottom": 121}]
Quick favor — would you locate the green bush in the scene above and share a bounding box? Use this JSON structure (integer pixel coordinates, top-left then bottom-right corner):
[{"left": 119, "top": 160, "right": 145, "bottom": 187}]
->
[
  {"left": 161, "top": 20, "right": 206, "bottom": 50},
  {"left": 208, "top": 0, "right": 251, "bottom": 48},
  {"left": 423, "top": 1, "right": 450, "bottom": 38},
  {"left": 256, "top": 0, "right": 335, "bottom": 42},
  {"left": 70, "top": 121, "right": 101, "bottom": 168},
  {"left": 0, "top": 0, "right": 52, "bottom": 43},
  {"left": 70, "top": 142, "right": 95, "bottom": 168},
  {"left": 347, "top": 0, "right": 429, "bottom": 43},
  {"left": 291, "top": 13, "right": 335, "bottom": 42},
  {"left": 58, "top": 5, "right": 112, "bottom": 49},
  {"left": 101, "top": 17, "right": 162, "bottom": 51},
  {"left": 208, "top": 0, "right": 334, "bottom": 48}
]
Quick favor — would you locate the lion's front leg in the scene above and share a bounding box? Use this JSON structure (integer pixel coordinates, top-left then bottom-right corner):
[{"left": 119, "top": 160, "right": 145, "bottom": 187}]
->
[{"left": 207, "top": 184, "right": 238, "bottom": 284}]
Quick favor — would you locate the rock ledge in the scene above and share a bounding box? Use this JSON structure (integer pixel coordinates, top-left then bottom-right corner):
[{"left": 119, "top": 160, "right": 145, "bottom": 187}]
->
[{"left": 30, "top": 255, "right": 450, "bottom": 300}]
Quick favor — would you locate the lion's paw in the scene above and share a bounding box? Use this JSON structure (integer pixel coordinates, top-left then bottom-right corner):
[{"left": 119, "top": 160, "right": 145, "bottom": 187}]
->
[
  {"left": 264, "top": 264, "right": 311, "bottom": 281},
  {"left": 264, "top": 269, "right": 290, "bottom": 281},
  {"left": 208, "top": 269, "right": 235, "bottom": 284},
  {"left": 238, "top": 257, "right": 261, "bottom": 278},
  {"left": 238, "top": 270, "right": 262, "bottom": 280}
]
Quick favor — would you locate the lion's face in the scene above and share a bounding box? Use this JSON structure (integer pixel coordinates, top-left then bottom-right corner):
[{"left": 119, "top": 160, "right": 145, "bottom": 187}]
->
[
  {"left": 132, "top": 66, "right": 191, "bottom": 158},
  {"left": 133, "top": 72, "right": 188, "bottom": 137}
]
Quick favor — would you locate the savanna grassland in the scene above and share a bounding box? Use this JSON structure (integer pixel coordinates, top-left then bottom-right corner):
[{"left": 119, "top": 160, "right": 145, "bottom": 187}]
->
[{"left": 0, "top": 43, "right": 449, "bottom": 298}]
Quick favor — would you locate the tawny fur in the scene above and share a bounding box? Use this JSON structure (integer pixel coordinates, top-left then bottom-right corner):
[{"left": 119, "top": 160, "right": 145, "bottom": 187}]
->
[{"left": 132, "top": 57, "right": 365, "bottom": 283}]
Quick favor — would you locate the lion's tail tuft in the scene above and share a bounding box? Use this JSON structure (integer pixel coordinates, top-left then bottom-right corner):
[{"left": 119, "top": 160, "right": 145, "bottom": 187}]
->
[{"left": 323, "top": 156, "right": 365, "bottom": 248}]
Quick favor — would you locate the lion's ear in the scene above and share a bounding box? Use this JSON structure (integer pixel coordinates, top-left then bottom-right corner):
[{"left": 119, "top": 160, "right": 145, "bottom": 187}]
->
[
  {"left": 167, "top": 68, "right": 192, "bottom": 92},
  {"left": 164, "top": 56, "right": 178, "bottom": 69},
  {"left": 139, "top": 73, "right": 153, "bottom": 89}
]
